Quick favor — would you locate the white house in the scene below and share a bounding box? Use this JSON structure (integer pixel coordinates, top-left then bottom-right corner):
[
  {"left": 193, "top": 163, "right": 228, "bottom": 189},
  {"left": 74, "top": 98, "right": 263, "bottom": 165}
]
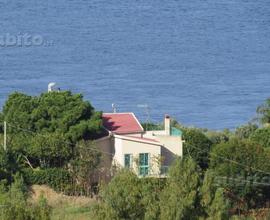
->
[{"left": 95, "top": 113, "right": 184, "bottom": 180}]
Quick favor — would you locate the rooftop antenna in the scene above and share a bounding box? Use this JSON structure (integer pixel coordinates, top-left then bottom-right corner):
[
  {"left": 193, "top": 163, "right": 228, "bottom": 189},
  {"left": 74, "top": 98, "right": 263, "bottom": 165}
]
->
[
  {"left": 112, "top": 103, "right": 117, "bottom": 113},
  {"left": 48, "top": 82, "right": 57, "bottom": 92}
]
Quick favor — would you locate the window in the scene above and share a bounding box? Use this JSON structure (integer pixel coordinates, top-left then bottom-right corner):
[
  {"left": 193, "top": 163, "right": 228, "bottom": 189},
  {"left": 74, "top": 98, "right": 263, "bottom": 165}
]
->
[
  {"left": 139, "top": 153, "right": 149, "bottom": 176},
  {"left": 124, "top": 154, "right": 131, "bottom": 168}
]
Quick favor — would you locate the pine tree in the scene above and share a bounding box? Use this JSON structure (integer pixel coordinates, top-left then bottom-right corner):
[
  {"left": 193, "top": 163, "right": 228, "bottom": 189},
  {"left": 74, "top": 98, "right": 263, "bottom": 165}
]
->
[
  {"left": 201, "top": 170, "right": 229, "bottom": 220},
  {"left": 160, "top": 157, "right": 201, "bottom": 220}
]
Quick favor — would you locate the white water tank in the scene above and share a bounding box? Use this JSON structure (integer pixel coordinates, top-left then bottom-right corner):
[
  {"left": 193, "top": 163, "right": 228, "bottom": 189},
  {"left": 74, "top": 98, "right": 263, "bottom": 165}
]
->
[{"left": 48, "top": 82, "right": 57, "bottom": 92}]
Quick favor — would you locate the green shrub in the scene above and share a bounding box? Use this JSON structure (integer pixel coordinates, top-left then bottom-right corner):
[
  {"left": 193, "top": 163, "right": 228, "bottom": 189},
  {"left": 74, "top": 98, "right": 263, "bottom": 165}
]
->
[
  {"left": 140, "top": 177, "right": 166, "bottom": 220},
  {"left": 0, "top": 174, "right": 52, "bottom": 220},
  {"left": 32, "top": 195, "right": 52, "bottom": 220},
  {"left": 182, "top": 128, "right": 213, "bottom": 169},
  {"left": 250, "top": 128, "right": 270, "bottom": 148},
  {"left": 93, "top": 170, "right": 145, "bottom": 219},
  {"left": 22, "top": 168, "right": 72, "bottom": 193}
]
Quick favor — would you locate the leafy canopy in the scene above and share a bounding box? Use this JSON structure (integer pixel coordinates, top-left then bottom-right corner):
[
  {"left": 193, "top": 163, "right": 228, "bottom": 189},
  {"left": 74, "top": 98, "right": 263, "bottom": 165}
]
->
[
  {"left": 201, "top": 170, "right": 229, "bottom": 220},
  {"left": 0, "top": 91, "right": 105, "bottom": 170},
  {"left": 96, "top": 169, "right": 145, "bottom": 219},
  {"left": 235, "top": 123, "right": 258, "bottom": 140},
  {"left": 160, "top": 157, "right": 201, "bottom": 220},
  {"left": 2, "top": 91, "right": 104, "bottom": 141},
  {"left": 257, "top": 98, "right": 270, "bottom": 125},
  {"left": 210, "top": 139, "right": 270, "bottom": 208},
  {"left": 182, "top": 128, "right": 213, "bottom": 169},
  {"left": 250, "top": 127, "right": 270, "bottom": 148}
]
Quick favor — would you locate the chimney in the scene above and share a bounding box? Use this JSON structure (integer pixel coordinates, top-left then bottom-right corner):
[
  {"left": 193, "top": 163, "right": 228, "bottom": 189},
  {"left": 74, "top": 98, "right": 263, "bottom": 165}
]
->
[{"left": 164, "top": 114, "right": 171, "bottom": 135}]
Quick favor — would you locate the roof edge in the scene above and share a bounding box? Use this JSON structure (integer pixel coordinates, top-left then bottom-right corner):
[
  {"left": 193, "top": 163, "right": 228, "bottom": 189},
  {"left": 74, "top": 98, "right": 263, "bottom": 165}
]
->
[
  {"left": 131, "top": 112, "right": 144, "bottom": 132},
  {"left": 114, "top": 134, "right": 162, "bottom": 146}
]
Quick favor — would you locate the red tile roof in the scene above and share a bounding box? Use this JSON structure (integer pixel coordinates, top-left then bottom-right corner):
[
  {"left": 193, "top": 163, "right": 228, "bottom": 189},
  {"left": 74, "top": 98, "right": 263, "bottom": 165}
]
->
[{"left": 102, "top": 113, "right": 144, "bottom": 134}]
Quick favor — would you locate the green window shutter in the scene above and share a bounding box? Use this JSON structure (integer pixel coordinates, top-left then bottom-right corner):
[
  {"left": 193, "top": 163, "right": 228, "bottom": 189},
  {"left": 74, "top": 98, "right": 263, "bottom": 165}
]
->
[{"left": 139, "top": 153, "right": 149, "bottom": 176}]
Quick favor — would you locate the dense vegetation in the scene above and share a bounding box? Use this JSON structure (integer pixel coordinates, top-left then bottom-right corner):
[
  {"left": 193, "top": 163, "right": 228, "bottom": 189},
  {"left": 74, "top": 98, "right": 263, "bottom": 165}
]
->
[
  {"left": 91, "top": 158, "right": 229, "bottom": 220},
  {"left": 0, "top": 91, "right": 270, "bottom": 219},
  {"left": 0, "top": 174, "right": 51, "bottom": 220},
  {"left": 0, "top": 91, "right": 105, "bottom": 197}
]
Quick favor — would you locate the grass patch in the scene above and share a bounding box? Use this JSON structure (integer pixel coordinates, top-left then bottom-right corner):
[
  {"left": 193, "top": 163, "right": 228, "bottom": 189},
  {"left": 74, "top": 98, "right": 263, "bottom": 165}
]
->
[
  {"left": 30, "top": 185, "right": 96, "bottom": 220},
  {"left": 51, "top": 203, "right": 93, "bottom": 220}
]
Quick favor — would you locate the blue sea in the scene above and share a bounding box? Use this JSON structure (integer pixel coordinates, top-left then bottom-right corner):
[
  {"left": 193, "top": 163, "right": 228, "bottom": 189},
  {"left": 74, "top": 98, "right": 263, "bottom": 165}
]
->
[{"left": 0, "top": 0, "right": 269, "bottom": 130}]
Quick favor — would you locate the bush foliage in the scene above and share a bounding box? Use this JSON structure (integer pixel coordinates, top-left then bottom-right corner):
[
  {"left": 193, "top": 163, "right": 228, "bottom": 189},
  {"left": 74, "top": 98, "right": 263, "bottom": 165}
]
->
[
  {"left": 1, "top": 93, "right": 270, "bottom": 219},
  {"left": 22, "top": 168, "right": 72, "bottom": 193},
  {"left": 92, "top": 158, "right": 229, "bottom": 220},
  {"left": 0, "top": 91, "right": 105, "bottom": 194},
  {"left": 0, "top": 174, "right": 51, "bottom": 220}
]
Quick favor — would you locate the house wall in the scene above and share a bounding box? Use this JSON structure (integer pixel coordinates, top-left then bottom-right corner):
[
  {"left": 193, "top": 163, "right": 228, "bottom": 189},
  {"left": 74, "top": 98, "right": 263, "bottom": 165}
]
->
[
  {"left": 113, "top": 137, "right": 123, "bottom": 167},
  {"left": 144, "top": 131, "right": 183, "bottom": 167},
  {"left": 113, "top": 137, "right": 161, "bottom": 176},
  {"left": 155, "top": 136, "right": 183, "bottom": 166},
  {"left": 95, "top": 132, "right": 183, "bottom": 179}
]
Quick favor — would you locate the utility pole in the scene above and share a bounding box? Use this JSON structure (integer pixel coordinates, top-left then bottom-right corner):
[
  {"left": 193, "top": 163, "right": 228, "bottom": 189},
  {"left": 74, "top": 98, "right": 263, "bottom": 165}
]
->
[{"left": 3, "top": 121, "right": 6, "bottom": 151}]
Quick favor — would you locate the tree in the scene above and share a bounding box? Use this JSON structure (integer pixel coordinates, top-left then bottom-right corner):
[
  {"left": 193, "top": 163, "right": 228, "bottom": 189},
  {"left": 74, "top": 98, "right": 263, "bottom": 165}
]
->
[
  {"left": 0, "top": 147, "right": 22, "bottom": 183},
  {"left": 0, "top": 91, "right": 105, "bottom": 191},
  {"left": 29, "top": 132, "right": 72, "bottom": 168},
  {"left": 182, "top": 128, "right": 213, "bottom": 169},
  {"left": 235, "top": 123, "right": 258, "bottom": 140},
  {"left": 201, "top": 170, "right": 230, "bottom": 220},
  {"left": 210, "top": 139, "right": 270, "bottom": 208},
  {"left": 160, "top": 157, "right": 202, "bottom": 220},
  {"left": 257, "top": 98, "right": 270, "bottom": 125},
  {"left": 70, "top": 140, "right": 101, "bottom": 195},
  {"left": 206, "top": 130, "right": 230, "bottom": 145},
  {"left": 0, "top": 112, "right": 4, "bottom": 133},
  {"left": 3, "top": 91, "right": 104, "bottom": 141},
  {"left": 140, "top": 178, "right": 166, "bottom": 220},
  {"left": 93, "top": 169, "right": 145, "bottom": 219},
  {"left": 0, "top": 173, "right": 51, "bottom": 220},
  {"left": 250, "top": 127, "right": 270, "bottom": 148}
]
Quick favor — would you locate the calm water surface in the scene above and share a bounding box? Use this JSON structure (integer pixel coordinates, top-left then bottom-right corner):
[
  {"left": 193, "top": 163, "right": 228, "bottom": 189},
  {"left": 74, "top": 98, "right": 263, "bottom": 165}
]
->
[{"left": 0, "top": 0, "right": 269, "bottom": 129}]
